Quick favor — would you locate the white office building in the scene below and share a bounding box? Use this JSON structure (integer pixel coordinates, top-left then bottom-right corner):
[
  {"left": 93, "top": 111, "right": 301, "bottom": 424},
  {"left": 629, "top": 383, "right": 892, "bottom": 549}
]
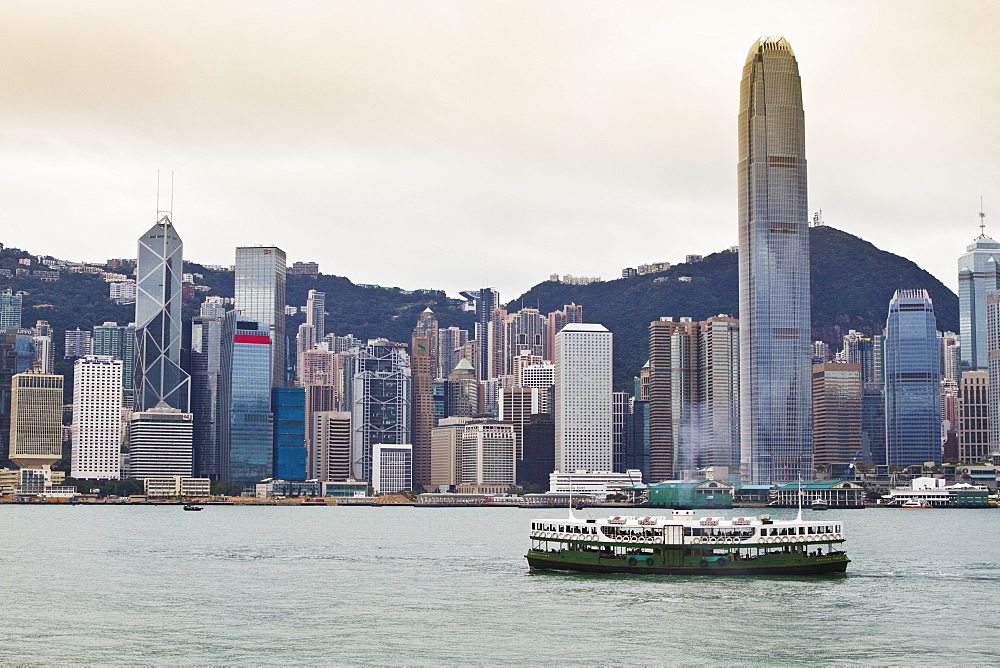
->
[
  {"left": 554, "top": 323, "right": 613, "bottom": 472},
  {"left": 372, "top": 443, "right": 412, "bottom": 494},
  {"left": 72, "top": 356, "right": 124, "bottom": 479}
]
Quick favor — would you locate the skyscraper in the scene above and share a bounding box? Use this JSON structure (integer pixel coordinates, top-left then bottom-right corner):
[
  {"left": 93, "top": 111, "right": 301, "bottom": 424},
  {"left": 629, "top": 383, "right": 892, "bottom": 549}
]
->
[
  {"left": 648, "top": 315, "right": 740, "bottom": 481},
  {"left": 884, "top": 290, "right": 941, "bottom": 466},
  {"left": 811, "top": 363, "right": 862, "bottom": 468},
  {"left": 1, "top": 289, "right": 22, "bottom": 329},
  {"left": 235, "top": 246, "right": 287, "bottom": 386},
  {"left": 72, "top": 356, "right": 123, "bottom": 480},
  {"left": 272, "top": 386, "right": 307, "bottom": 480},
  {"left": 189, "top": 313, "right": 224, "bottom": 479},
  {"left": 958, "top": 223, "right": 1000, "bottom": 369},
  {"left": 738, "top": 36, "right": 812, "bottom": 483},
  {"left": 344, "top": 339, "right": 411, "bottom": 483},
  {"left": 411, "top": 333, "right": 434, "bottom": 488},
  {"left": 134, "top": 215, "right": 190, "bottom": 412},
  {"left": 554, "top": 323, "right": 612, "bottom": 473},
  {"left": 306, "top": 289, "right": 326, "bottom": 340},
  {"left": 8, "top": 369, "right": 63, "bottom": 469},
  {"left": 460, "top": 288, "right": 498, "bottom": 380},
  {"left": 219, "top": 313, "right": 273, "bottom": 484}
]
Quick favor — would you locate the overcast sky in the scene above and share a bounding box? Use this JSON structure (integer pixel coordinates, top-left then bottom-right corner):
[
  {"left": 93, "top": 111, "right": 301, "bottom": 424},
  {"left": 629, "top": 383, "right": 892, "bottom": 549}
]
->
[{"left": 2, "top": 1, "right": 997, "bottom": 301}]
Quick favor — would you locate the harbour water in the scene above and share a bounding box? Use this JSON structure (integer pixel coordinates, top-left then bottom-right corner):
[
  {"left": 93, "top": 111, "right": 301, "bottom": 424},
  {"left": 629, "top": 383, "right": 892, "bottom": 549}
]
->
[{"left": 2, "top": 505, "right": 998, "bottom": 665}]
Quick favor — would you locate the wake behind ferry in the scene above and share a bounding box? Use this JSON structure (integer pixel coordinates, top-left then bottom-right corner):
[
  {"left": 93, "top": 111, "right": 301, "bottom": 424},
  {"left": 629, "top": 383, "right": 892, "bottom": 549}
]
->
[{"left": 526, "top": 509, "right": 849, "bottom": 576}]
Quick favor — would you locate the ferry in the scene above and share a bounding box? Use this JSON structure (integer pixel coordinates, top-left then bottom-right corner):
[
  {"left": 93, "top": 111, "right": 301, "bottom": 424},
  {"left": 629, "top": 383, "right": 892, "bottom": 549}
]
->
[{"left": 526, "top": 509, "right": 849, "bottom": 576}]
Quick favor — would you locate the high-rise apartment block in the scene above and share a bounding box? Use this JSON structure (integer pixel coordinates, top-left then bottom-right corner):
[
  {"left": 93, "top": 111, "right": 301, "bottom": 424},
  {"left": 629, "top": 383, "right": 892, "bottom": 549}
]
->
[
  {"left": 235, "top": 246, "right": 286, "bottom": 386},
  {"left": 648, "top": 315, "right": 739, "bottom": 481},
  {"left": 554, "top": 323, "right": 612, "bottom": 472},
  {"left": 92, "top": 321, "right": 136, "bottom": 405},
  {"left": 437, "top": 326, "right": 469, "bottom": 380},
  {"left": 884, "top": 290, "right": 941, "bottom": 466},
  {"left": 305, "top": 289, "right": 326, "bottom": 339},
  {"left": 64, "top": 328, "right": 91, "bottom": 359},
  {"left": 738, "top": 37, "right": 813, "bottom": 484},
  {"left": 811, "top": 363, "right": 862, "bottom": 467},
  {"left": 545, "top": 303, "right": 583, "bottom": 361},
  {"left": 958, "top": 227, "right": 1000, "bottom": 369},
  {"left": 72, "top": 356, "right": 123, "bottom": 479}
]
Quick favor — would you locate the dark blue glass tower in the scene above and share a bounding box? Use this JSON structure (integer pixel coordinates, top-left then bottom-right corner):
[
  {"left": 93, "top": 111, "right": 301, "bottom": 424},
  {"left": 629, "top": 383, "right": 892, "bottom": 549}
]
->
[
  {"left": 884, "top": 290, "right": 941, "bottom": 466},
  {"left": 220, "top": 313, "right": 273, "bottom": 483},
  {"left": 272, "top": 386, "right": 306, "bottom": 480}
]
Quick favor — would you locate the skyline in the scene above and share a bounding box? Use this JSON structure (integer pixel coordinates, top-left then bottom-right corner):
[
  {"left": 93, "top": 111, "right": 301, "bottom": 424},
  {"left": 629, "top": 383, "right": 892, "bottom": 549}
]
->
[{"left": 2, "top": 2, "right": 998, "bottom": 300}]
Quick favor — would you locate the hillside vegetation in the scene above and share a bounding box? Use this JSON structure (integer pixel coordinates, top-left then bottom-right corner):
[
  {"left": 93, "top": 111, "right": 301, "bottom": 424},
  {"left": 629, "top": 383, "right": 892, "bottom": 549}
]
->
[
  {"left": 0, "top": 225, "right": 958, "bottom": 395},
  {"left": 509, "top": 226, "right": 958, "bottom": 390}
]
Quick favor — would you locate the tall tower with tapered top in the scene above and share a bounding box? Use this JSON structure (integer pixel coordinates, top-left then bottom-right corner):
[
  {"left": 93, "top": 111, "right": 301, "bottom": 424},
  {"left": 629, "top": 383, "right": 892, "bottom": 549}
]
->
[{"left": 738, "top": 36, "right": 812, "bottom": 484}]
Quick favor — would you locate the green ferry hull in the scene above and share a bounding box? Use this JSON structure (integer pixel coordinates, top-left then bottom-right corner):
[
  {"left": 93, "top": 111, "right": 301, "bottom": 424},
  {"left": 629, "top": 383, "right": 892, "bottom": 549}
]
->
[{"left": 525, "top": 551, "right": 849, "bottom": 576}]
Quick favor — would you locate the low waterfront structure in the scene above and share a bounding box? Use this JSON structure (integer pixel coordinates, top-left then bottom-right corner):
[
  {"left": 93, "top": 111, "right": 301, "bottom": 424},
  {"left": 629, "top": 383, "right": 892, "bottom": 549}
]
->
[
  {"left": 0, "top": 467, "right": 76, "bottom": 498},
  {"left": 646, "top": 480, "right": 734, "bottom": 508},
  {"left": 548, "top": 469, "right": 643, "bottom": 499},
  {"left": 884, "top": 478, "right": 991, "bottom": 507},
  {"left": 771, "top": 480, "right": 865, "bottom": 508},
  {"left": 142, "top": 475, "right": 211, "bottom": 498}
]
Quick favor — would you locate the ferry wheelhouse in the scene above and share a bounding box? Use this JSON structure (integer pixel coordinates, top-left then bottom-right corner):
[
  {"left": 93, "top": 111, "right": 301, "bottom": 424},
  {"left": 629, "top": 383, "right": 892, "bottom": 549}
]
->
[{"left": 526, "top": 509, "right": 848, "bottom": 576}]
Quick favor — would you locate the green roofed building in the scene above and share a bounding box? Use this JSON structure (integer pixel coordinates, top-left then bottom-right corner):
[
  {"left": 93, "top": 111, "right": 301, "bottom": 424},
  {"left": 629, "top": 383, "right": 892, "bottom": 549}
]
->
[
  {"left": 647, "top": 480, "right": 734, "bottom": 509},
  {"left": 771, "top": 480, "right": 864, "bottom": 508}
]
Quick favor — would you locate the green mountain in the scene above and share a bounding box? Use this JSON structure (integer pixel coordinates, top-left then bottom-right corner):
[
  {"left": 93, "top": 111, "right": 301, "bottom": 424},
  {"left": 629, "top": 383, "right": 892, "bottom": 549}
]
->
[
  {"left": 0, "top": 225, "right": 958, "bottom": 396},
  {"left": 0, "top": 248, "right": 474, "bottom": 391},
  {"left": 508, "top": 226, "right": 958, "bottom": 391}
]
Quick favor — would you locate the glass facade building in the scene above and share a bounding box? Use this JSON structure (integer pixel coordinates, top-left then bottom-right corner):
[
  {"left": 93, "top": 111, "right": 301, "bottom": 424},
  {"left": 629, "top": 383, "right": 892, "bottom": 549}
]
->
[
  {"left": 738, "top": 37, "right": 812, "bottom": 483},
  {"left": 190, "top": 314, "right": 225, "bottom": 479},
  {"left": 134, "top": 215, "right": 190, "bottom": 412},
  {"left": 220, "top": 313, "right": 273, "bottom": 483},
  {"left": 958, "top": 233, "right": 1000, "bottom": 369},
  {"left": 235, "top": 246, "right": 286, "bottom": 387},
  {"left": 884, "top": 290, "right": 941, "bottom": 466},
  {"left": 272, "top": 386, "right": 307, "bottom": 480},
  {"left": 0, "top": 328, "right": 38, "bottom": 465},
  {"left": 344, "top": 339, "right": 411, "bottom": 483},
  {"left": 0, "top": 289, "right": 22, "bottom": 329}
]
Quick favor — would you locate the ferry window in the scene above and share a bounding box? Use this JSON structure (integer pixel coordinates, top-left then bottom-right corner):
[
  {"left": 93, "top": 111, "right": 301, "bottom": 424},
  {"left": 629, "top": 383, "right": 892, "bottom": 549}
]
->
[
  {"left": 808, "top": 526, "right": 814, "bottom": 534},
  {"left": 799, "top": 527, "right": 805, "bottom": 535}
]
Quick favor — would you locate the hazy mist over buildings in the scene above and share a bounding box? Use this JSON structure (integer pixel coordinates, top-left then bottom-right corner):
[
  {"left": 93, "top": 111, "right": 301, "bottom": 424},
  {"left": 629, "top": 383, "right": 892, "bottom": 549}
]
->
[{"left": 1, "top": 1, "right": 997, "bottom": 297}]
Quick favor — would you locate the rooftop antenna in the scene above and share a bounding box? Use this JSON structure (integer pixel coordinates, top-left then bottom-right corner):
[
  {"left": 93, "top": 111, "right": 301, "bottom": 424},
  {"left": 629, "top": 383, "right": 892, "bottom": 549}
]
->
[
  {"left": 979, "top": 196, "right": 986, "bottom": 238},
  {"left": 155, "top": 170, "right": 174, "bottom": 222}
]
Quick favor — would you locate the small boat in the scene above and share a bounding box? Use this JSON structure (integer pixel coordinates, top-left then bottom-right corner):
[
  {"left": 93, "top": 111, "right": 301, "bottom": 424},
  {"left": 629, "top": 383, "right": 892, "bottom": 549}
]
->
[
  {"left": 900, "top": 498, "right": 933, "bottom": 509},
  {"left": 810, "top": 500, "right": 829, "bottom": 511},
  {"left": 182, "top": 505, "right": 203, "bottom": 511},
  {"left": 526, "top": 509, "right": 849, "bottom": 576}
]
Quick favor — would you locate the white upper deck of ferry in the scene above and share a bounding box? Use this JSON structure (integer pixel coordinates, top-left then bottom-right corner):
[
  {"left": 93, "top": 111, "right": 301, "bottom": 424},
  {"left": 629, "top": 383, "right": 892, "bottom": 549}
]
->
[{"left": 530, "top": 509, "right": 844, "bottom": 546}]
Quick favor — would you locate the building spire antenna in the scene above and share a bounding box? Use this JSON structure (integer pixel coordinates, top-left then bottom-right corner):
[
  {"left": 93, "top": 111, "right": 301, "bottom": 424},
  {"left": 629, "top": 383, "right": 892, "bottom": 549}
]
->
[{"left": 979, "top": 196, "right": 986, "bottom": 237}]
